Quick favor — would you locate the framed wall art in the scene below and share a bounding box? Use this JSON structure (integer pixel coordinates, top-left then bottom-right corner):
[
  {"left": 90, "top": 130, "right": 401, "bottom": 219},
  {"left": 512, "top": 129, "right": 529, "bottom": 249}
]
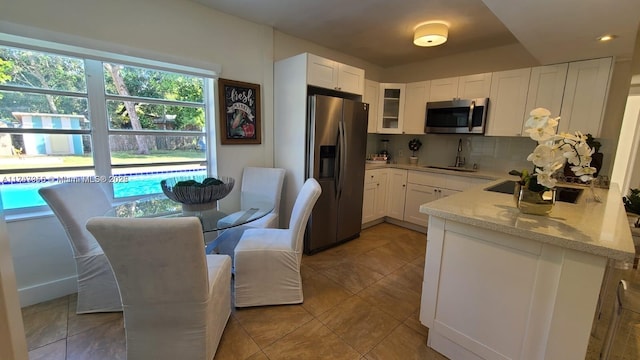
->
[{"left": 217, "top": 78, "right": 261, "bottom": 145}]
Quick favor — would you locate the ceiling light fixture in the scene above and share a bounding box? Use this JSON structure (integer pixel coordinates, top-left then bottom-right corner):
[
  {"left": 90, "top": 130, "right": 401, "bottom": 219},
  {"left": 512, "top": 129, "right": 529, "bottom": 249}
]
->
[{"left": 413, "top": 22, "right": 449, "bottom": 47}]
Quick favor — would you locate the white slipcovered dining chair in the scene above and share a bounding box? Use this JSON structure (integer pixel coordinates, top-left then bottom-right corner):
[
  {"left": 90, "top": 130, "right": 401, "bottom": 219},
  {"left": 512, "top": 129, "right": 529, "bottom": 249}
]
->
[
  {"left": 38, "top": 183, "right": 122, "bottom": 313},
  {"left": 215, "top": 167, "right": 286, "bottom": 259},
  {"left": 233, "top": 178, "right": 321, "bottom": 307},
  {"left": 217, "top": 167, "right": 286, "bottom": 229},
  {"left": 86, "top": 216, "right": 231, "bottom": 360}
]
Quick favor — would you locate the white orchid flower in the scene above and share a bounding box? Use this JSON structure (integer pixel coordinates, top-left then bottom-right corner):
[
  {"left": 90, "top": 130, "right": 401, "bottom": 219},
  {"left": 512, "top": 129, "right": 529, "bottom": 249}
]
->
[
  {"left": 525, "top": 125, "right": 557, "bottom": 142},
  {"left": 571, "top": 165, "right": 596, "bottom": 182},
  {"left": 527, "top": 144, "right": 563, "bottom": 168},
  {"left": 535, "top": 167, "right": 558, "bottom": 188},
  {"left": 525, "top": 109, "right": 559, "bottom": 130},
  {"left": 519, "top": 107, "right": 596, "bottom": 191}
]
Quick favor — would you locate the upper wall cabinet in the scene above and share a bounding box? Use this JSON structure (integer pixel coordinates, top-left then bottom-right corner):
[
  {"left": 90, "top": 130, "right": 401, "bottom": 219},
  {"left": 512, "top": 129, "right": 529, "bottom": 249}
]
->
[
  {"left": 458, "top": 73, "right": 493, "bottom": 99},
  {"left": 429, "top": 77, "right": 459, "bottom": 102},
  {"left": 403, "top": 81, "right": 431, "bottom": 134},
  {"left": 485, "top": 68, "right": 531, "bottom": 137},
  {"left": 306, "top": 53, "right": 365, "bottom": 95},
  {"left": 429, "top": 73, "right": 492, "bottom": 102},
  {"left": 364, "top": 79, "right": 380, "bottom": 133},
  {"left": 378, "top": 83, "right": 406, "bottom": 134},
  {"left": 558, "top": 57, "right": 613, "bottom": 137},
  {"left": 522, "top": 63, "right": 568, "bottom": 136}
]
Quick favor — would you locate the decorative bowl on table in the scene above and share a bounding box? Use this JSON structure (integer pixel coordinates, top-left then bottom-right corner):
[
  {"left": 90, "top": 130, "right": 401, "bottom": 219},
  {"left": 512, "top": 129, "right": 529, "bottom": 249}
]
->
[{"left": 160, "top": 175, "right": 235, "bottom": 212}]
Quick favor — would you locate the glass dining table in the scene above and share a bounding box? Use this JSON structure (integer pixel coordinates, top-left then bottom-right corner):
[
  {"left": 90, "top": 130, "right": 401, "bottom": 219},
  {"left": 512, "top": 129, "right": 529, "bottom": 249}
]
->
[{"left": 104, "top": 194, "right": 274, "bottom": 252}]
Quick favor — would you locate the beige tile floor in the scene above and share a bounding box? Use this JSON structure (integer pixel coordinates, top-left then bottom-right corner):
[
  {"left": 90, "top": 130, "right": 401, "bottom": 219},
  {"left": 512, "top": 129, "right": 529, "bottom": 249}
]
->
[{"left": 20, "top": 222, "right": 640, "bottom": 359}]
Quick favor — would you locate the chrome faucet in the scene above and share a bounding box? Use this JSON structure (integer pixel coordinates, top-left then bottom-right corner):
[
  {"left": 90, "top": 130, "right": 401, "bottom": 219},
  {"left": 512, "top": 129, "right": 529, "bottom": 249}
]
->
[{"left": 454, "top": 138, "right": 465, "bottom": 167}]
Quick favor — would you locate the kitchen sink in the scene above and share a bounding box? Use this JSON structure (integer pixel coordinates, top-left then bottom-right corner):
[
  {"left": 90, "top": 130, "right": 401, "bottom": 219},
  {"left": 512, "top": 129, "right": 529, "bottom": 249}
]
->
[
  {"left": 424, "top": 165, "right": 477, "bottom": 173},
  {"left": 484, "top": 180, "right": 583, "bottom": 204}
]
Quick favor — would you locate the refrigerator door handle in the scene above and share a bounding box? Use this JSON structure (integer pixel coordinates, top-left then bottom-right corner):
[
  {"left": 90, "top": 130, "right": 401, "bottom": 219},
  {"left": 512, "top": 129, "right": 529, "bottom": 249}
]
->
[
  {"left": 334, "top": 128, "right": 341, "bottom": 196},
  {"left": 338, "top": 120, "right": 347, "bottom": 198}
]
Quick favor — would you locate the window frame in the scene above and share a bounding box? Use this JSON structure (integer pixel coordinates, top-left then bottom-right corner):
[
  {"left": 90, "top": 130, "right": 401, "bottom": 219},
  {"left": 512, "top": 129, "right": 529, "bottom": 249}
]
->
[{"left": 0, "top": 36, "right": 219, "bottom": 215}]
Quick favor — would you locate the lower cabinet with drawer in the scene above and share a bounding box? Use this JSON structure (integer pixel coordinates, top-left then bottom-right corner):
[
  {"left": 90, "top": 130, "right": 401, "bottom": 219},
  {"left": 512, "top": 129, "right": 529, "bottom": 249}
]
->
[
  {"left": 363, "top": 168, "right": 493, "bottom": 228},
  {"left": 404, "top": 183, "right": 442, "bottom": 227},
  {"left": 403, "top": 171, "right": 492, "bottom": 227},
  {"left": 362, "top": 169, "right": 388, "bottom": 224}
]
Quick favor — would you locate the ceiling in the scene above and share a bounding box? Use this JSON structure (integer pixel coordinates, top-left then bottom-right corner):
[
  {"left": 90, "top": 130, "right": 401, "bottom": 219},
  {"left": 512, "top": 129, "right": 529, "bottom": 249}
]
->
[{"left": 194, "top": 0, "right": 640, "bottom": 68}]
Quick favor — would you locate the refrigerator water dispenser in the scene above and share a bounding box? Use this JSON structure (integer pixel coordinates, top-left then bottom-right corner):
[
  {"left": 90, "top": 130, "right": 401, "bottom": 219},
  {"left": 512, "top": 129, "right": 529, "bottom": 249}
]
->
[{"left": 319, "top": 145, "right": 335, "bottom": 179}]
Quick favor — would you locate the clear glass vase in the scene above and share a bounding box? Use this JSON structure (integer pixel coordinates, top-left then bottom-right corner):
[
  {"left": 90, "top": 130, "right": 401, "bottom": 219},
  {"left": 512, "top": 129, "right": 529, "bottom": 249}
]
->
[{"left": 514, "top": 182, "right": 556, "bottom": 216}]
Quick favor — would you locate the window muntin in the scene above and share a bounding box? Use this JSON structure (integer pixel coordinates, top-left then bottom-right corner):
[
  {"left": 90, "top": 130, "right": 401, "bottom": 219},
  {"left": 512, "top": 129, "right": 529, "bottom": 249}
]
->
[{"left": 0, "top": 44, "right": 213, "bottom": 211}]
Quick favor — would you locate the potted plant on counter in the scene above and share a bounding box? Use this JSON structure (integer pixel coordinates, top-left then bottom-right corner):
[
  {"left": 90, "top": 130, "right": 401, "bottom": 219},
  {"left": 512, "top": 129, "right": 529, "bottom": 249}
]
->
[
  {"left": 564, "top": 133, "right": 603, "bottom": 178},
  {"left": 408, "top": 138, "right": 422, "bottom": 165},
  {"left": 510, "top": 108, "right": 596, "bottom": 215}
]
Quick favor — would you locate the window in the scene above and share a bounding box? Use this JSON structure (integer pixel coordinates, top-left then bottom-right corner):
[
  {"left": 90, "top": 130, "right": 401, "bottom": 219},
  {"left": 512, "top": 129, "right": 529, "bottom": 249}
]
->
[{"left": 0, "top": 44, "right": 215, "bottom": 212}]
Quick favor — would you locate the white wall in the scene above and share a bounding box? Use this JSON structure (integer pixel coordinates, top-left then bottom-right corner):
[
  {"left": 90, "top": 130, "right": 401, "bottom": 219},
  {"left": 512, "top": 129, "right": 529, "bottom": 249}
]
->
[
  {"left": 383, "top": 43, "right": 539, "bottom": 82},
  {"left": 0, "top": 0, "right": 277, "bottom": 306},
  {"left": 611, "top": 95, "right": 640, "bottom": 193}
]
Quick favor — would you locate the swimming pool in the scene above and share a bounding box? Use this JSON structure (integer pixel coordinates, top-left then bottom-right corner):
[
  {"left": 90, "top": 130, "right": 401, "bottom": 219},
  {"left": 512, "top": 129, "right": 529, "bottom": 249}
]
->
[{"left": 0, "top": 169, "right": 207, "bottom": 210}]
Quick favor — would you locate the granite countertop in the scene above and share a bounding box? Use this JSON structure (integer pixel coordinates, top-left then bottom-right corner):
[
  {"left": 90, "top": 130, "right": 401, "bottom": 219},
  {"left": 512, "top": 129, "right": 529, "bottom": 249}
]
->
[{"left": 419, "top": 178, "right": 636, "bottom": 262}]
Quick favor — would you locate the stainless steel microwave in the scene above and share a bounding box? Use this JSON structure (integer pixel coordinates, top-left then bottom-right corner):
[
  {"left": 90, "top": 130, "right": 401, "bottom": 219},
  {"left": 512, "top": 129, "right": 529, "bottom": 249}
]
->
[{"left": 425, "top": 98, "right": 489, "bottom": 134}]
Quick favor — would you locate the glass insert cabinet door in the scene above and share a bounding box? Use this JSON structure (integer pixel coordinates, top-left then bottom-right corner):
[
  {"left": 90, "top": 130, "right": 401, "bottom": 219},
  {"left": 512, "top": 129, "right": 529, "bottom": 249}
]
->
[{"left": 377, "top": 83, "right": 405, "bottom": 134}]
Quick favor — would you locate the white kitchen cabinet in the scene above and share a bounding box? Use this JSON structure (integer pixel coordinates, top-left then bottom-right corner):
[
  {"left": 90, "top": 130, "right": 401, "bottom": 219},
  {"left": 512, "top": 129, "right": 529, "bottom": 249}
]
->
[
  {"left": 403, "top": 81, "right": 430, "bottom": 134},
  {"left": 378, "top": 83, "right": 406, "bottom": 134},
  {"left": 403, "top": 185, "right": 460, "bottom": 227},
  {"left": 559, "top": 57, "right": 612, "bottom": 137},
  {"left": 429, "top": 77, "right": 459, "bottom": 102},
  {"left": 523, "top": 63, "right": 568, "bottom": 136},
  {"left": 404, "top": 183, "right": 438, "bottom": 227},
  {"left": 458, "top": 73, "right": 492, "bottom": 99},
  {"left": 403, "top": 171, "right": 491, "bottom": 227},
  {"left": 364, "top": 79, "right": 380, "bottom": 133},
  {"left": 387, "top": 169, "right": 408, "bottom": 220},
  {"left": 306, "top": 53, "right": 365, "bottom": 95},
  {"left": 429, "top": 73, "right": 492, "bottom": 102},
  {"left": 485, "top": 68, "right": 531, "bottom": 137},
  {"left": 362, "top": 181, "right": 378, "bottom": 223},
  {"left": 421, "top": 218, "right": 608, "bottom": 360},
  {"left": 362, "top": 169, "right": 388, "bottom": 224}
]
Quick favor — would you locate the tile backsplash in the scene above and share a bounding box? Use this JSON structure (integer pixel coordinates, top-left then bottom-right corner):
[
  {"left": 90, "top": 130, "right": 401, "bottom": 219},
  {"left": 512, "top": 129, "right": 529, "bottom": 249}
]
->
[
  {"left": 367, "top": 132, "right": 614, "bottom": 179},
  {"left": 367, "top": 133, "right": 535, "bottom": 175}
]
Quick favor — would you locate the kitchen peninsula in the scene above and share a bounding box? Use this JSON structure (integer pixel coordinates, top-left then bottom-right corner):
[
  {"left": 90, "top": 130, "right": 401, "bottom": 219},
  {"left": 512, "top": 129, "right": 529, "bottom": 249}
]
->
[{"left": 419, "top": 179, "right": 635, "bottom": 360}]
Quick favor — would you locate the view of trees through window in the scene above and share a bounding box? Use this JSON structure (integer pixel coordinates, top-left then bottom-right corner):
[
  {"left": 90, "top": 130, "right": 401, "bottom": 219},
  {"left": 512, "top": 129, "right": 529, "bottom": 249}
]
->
[{"left": 0, "top": 45, "right": 212, "bottom": 210}]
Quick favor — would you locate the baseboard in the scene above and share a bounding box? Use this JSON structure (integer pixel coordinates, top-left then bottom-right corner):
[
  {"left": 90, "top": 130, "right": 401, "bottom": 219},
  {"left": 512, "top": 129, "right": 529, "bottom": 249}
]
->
[
  {"left": 361, "top": 218, "right": 385, "bottom": 229},
  {"left": 18, "top": 275, "right": 77, "bottom": 307},
  {"left": 384, "top": 217, "right": 427, "bottom": 233}
]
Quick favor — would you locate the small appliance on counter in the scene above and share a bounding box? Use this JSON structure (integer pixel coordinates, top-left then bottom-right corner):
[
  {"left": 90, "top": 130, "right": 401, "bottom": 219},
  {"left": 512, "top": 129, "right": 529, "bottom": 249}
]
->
[
  {"left": 366, "top": 154, "right": 388, "bottom": 164},
  {"left": 379, "top": 139, "right": 391, "bottom": 161}
]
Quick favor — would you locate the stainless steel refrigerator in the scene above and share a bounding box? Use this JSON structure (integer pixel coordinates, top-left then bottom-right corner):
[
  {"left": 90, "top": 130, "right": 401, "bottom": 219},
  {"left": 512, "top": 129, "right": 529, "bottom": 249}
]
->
[{"left": 304, "top": 94, "right": 369, "bottom": 254}]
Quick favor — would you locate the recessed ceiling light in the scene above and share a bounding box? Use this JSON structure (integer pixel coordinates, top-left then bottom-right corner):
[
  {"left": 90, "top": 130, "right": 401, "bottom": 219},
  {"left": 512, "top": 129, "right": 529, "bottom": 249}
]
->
[{"left": 597, "top": 34, "right": 617, "bottom": 42}]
